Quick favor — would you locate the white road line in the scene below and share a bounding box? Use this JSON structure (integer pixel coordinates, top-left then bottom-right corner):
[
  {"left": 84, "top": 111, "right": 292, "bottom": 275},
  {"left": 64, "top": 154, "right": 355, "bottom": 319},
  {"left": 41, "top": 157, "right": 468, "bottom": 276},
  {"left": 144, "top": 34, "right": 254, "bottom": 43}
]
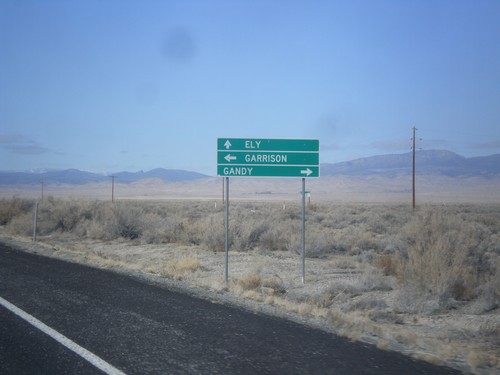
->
[{"left": 0, "top": 296, "right": 126, "bottom": 375}]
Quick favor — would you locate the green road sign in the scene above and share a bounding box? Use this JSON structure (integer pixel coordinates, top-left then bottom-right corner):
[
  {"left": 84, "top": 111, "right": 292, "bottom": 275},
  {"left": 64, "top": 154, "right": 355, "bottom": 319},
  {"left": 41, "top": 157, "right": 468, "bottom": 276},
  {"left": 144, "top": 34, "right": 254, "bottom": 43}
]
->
[
  {"left": 217, "top": 151, "right": 319, "bottom": 165},
  {"left": 217, "top": 138, "right": 319, "bottom": 178},
  {"left": 217, "top": 138, "right": 318, "bottom": 152},
  {"left": 217, "top": 165, "right": 319, "bottom": 177}
]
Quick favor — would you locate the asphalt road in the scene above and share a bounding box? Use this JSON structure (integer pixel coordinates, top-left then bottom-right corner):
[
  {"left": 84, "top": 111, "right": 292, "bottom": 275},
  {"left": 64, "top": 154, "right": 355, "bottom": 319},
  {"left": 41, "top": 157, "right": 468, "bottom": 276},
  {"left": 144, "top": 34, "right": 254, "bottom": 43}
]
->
[{"left": 0, "top": 243, "right": 462, "bottom": 375}]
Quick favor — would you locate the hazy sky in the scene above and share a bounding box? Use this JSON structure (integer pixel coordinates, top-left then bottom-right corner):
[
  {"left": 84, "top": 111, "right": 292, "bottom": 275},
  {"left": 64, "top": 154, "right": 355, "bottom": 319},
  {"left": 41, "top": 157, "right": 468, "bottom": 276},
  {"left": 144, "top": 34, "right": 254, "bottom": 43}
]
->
[{"left": 1, "top": 0, "right": 499, "bottom": 175}]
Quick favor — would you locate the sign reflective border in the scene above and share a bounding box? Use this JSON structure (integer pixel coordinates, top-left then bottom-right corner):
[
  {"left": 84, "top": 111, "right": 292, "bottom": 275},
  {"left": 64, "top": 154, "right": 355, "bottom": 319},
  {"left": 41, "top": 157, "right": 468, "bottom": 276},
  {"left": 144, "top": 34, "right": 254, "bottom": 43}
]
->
[{"left": 217, "top": 138, "right": 319, "bottom": 178}]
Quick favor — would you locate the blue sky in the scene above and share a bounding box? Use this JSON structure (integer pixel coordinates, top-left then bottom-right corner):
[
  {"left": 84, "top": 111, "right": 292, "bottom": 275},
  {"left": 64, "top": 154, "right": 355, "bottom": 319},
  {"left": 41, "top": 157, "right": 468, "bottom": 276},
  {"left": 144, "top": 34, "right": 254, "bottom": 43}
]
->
[{"left": 1, "top": 0, "right": 499, "bottom": 175}]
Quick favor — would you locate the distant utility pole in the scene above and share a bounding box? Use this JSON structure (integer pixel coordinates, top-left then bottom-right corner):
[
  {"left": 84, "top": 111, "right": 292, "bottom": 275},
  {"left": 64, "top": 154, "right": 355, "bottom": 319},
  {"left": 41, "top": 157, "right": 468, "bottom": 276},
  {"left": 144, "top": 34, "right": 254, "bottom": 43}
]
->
[
  {"left": 412, "top": 127, "right": 417, "bottom": 210},
  {"left": 110, "top": 176, "right": 116, "bottom": 203},
  {"left": 40, "top": 181, "right": 44, "bottom": 203}
]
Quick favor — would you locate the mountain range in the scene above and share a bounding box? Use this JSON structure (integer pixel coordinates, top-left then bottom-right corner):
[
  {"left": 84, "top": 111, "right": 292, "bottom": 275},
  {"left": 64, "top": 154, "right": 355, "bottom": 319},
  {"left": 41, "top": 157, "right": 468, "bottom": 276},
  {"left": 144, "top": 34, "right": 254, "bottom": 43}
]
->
[
  {"left": 0, "top": 150, "right": 498, "bottom": 185},
  {"left": 321, "top": 150, "right": 500, "bottom": 177},
  {"left": 0, "top": 168, "right": 208, "bottom": 185}
]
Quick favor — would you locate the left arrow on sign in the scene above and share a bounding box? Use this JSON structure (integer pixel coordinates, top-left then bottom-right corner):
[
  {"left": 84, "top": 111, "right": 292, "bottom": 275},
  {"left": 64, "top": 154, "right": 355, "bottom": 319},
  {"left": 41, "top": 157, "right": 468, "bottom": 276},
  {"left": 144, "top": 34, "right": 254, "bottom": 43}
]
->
[{"left": 224, "top": 154, "right": 237, "bottom": 162}]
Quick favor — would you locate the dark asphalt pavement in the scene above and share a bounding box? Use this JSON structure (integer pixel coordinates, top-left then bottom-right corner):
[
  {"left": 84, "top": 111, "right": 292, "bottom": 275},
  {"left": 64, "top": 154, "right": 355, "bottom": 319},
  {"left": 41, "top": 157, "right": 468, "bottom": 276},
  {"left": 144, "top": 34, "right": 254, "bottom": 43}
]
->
[{"left": 0, "top": 243, "right": 462, "bottom": 374}]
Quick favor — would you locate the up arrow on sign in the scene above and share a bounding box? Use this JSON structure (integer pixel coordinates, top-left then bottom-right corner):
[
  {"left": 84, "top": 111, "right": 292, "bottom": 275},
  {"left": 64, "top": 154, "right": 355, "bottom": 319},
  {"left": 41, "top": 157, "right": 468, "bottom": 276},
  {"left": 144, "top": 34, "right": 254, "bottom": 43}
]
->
[{"left": 224, "top": 140, "right": 232, "bottom": 149}]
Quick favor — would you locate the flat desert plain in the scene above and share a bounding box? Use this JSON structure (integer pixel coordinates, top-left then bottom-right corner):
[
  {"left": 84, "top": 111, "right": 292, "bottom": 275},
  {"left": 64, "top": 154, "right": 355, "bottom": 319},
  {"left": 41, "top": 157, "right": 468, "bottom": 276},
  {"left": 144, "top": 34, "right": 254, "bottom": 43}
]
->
[
  {"left": 2, "top": 175, "right": 500, "bottom": 203},
  {"left": 0, "top": 175, "right": 499, "bottom": 374}
]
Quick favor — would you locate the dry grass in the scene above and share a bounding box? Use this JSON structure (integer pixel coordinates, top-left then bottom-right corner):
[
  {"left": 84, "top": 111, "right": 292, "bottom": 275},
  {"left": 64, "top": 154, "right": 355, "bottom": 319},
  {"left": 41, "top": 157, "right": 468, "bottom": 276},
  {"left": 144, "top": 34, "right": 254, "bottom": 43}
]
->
[
  {"left": 1, "top": 198, "right": 499, "bottom": 374},
  {"left": 163, "top": 254, "right": 202, "bottom": 280},
  {"left": 236, "top": 273, "right": 263, "bottom": 290},
  {"left": 467, "top": 350, "right": 499, "bottom": 371}
]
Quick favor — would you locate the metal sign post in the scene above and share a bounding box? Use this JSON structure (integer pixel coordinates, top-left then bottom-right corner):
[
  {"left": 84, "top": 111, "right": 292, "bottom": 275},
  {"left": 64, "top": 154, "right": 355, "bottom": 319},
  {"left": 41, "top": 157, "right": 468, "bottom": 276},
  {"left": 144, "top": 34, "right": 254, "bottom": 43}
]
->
[
  {"left": 224, "top": 177, "right": 229, "bottom": 283},
  {"left": 301, "top": 178, "right": 306, "bottom": 284}
]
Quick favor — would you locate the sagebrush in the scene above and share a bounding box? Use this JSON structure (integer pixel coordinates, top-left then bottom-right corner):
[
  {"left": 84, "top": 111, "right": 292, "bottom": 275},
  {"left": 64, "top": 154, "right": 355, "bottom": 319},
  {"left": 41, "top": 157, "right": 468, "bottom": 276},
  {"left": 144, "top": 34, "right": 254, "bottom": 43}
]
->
[{"left": 1, "top": 198, "right": 498, "bottom": 312}]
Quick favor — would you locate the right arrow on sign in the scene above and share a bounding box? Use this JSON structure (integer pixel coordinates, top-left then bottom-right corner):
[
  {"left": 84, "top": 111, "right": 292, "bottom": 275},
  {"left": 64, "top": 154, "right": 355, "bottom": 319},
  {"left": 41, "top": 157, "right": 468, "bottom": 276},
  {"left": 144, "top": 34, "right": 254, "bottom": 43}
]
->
[{"left": 300, "top": 168, "right": 312, "bottom": 176}]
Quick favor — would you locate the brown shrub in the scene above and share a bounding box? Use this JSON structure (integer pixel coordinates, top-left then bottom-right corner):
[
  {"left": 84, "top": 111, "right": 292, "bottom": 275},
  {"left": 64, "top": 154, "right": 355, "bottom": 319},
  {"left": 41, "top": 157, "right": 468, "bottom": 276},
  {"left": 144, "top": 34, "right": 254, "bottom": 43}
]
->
[
  {"left": 0, "top": 198, "right": 33, "bottom": 225},
  {"left": 237, "top": 273, "right": 263, "bottom": 290},
  {"left": 397, "top": 206, "right": 493, "bottom": 301},
  {"left": 375, "top": 254, "right": 402, "bottom": 277}
]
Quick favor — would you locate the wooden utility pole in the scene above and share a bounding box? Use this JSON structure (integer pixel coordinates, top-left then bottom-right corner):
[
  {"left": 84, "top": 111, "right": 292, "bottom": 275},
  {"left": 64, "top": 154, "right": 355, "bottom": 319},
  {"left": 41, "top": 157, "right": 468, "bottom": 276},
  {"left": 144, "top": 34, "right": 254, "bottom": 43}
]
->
[
  {"left": 412, "top": 127, "right": 417, "bottom": 210},
  {"left": 110, "top": 176, "right": 116, "bottom": 203}
]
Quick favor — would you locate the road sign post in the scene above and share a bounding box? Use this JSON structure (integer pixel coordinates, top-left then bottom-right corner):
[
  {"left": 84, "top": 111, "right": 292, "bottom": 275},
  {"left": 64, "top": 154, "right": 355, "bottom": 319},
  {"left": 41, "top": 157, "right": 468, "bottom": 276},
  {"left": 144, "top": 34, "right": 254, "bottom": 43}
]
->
[
  {"left": 217, "top": 138, "right": 319, "bottom": 284},
  {"left": 301, "top": 178, "right": 306, "bottom": 284},
  {"left": 224, "top": 177, "right": 229, "bottom": 283}
]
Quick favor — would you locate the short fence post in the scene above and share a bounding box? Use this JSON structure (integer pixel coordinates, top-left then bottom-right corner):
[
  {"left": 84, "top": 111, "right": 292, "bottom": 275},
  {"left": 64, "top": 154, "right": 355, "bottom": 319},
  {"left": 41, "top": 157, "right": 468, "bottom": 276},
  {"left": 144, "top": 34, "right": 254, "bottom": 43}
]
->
[{"left": 32, "top": 200, "right": 39, "bottom": 242}]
